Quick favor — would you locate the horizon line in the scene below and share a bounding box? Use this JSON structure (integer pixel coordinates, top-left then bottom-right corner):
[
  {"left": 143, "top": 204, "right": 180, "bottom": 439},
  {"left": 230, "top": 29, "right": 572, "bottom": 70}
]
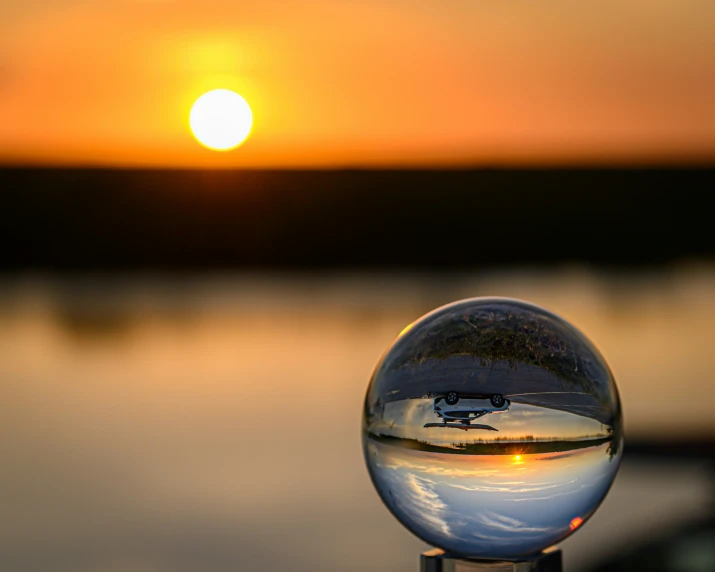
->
[{"left": 2, "top": 161, "right": 714, "bottom": 171}]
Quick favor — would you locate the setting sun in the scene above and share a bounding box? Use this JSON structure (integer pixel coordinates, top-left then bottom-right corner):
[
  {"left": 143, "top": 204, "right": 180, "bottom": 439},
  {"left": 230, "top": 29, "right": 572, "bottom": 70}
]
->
[{"left": 189, "top": 90, "right": 253, "bottom": 152}]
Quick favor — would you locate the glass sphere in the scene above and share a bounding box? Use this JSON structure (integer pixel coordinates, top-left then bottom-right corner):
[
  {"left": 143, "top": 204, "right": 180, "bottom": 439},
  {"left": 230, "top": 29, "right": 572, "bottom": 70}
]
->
[{"left": 363, "top": 298, "right": 622, "bottom": 560}]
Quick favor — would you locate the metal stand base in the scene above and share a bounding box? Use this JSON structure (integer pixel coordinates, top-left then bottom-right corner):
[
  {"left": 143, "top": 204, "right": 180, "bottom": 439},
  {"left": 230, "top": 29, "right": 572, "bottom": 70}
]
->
[{"left": 421, "top": 548, "right": 563, "bottom": 572}]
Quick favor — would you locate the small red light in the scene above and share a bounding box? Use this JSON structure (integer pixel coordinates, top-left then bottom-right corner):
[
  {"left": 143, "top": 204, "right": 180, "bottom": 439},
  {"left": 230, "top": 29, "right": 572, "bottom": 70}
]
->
[{"left": 569, "top": 517, "right": 583, "bottom": 530}]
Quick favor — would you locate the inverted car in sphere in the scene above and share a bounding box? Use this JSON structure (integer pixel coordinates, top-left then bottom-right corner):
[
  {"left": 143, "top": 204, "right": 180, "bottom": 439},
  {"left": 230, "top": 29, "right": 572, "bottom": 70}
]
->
[{"left": 433, "top": 392, "right": 510, "bottom": 424}]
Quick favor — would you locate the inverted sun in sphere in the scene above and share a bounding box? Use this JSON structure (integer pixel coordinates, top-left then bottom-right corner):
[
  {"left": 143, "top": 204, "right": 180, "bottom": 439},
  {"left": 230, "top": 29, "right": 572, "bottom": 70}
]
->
[{"left": 189, "top": 89, "right": 253, "bottom": 151}]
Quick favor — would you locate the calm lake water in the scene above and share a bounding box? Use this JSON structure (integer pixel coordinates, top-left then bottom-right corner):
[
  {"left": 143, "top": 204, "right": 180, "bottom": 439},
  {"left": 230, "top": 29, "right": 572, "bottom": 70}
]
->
[{"left": 1, "top": 268, "right": 713, "bottom": 571}]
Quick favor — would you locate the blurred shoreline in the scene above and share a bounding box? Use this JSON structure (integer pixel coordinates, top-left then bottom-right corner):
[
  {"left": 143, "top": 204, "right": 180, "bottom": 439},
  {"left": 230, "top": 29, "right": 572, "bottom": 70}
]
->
[{"left": 2, "top": 167, "right": 714, "bottom": 271}]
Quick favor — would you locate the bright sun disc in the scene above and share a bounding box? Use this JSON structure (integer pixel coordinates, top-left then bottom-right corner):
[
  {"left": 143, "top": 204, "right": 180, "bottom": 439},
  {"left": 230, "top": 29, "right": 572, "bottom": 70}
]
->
[{"left": 189, "top": 89, "right": 253, "bottom": 151}]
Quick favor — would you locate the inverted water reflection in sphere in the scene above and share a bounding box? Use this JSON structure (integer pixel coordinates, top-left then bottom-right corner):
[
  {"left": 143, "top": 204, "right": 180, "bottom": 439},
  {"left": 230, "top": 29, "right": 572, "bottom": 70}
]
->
[{"left": 362, "top": 298, "right": 622, "bottom": 559}]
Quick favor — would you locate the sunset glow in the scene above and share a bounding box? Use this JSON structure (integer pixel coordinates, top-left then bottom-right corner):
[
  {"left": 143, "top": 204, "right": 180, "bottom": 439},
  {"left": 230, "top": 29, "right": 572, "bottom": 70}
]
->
[{"left": 1, "top": 1, "right": 714, "bottom": 167}]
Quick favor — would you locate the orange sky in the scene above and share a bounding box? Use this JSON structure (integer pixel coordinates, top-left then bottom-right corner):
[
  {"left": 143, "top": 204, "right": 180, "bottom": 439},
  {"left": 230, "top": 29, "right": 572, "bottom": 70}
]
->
[{"left": 1, "top": 0, "right": 714, "bottom": 167}]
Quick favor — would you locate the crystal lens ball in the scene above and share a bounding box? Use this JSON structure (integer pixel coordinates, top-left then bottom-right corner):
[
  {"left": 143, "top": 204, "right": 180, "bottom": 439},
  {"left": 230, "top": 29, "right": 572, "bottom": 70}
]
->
[{"left": 363, "top": 298, "right": 622, "bottom": 559}]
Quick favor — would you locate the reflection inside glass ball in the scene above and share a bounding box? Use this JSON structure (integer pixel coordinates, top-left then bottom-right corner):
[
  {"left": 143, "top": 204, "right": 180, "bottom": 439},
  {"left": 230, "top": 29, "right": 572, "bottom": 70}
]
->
[{"left": 362, "top": 298, "right": 622, "bottom": 560}]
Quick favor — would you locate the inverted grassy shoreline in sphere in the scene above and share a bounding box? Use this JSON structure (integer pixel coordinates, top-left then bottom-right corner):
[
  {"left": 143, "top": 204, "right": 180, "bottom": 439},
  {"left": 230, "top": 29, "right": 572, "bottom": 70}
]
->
[{"left": 362, "top": 297, "right": 622, "bottom": 559}]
